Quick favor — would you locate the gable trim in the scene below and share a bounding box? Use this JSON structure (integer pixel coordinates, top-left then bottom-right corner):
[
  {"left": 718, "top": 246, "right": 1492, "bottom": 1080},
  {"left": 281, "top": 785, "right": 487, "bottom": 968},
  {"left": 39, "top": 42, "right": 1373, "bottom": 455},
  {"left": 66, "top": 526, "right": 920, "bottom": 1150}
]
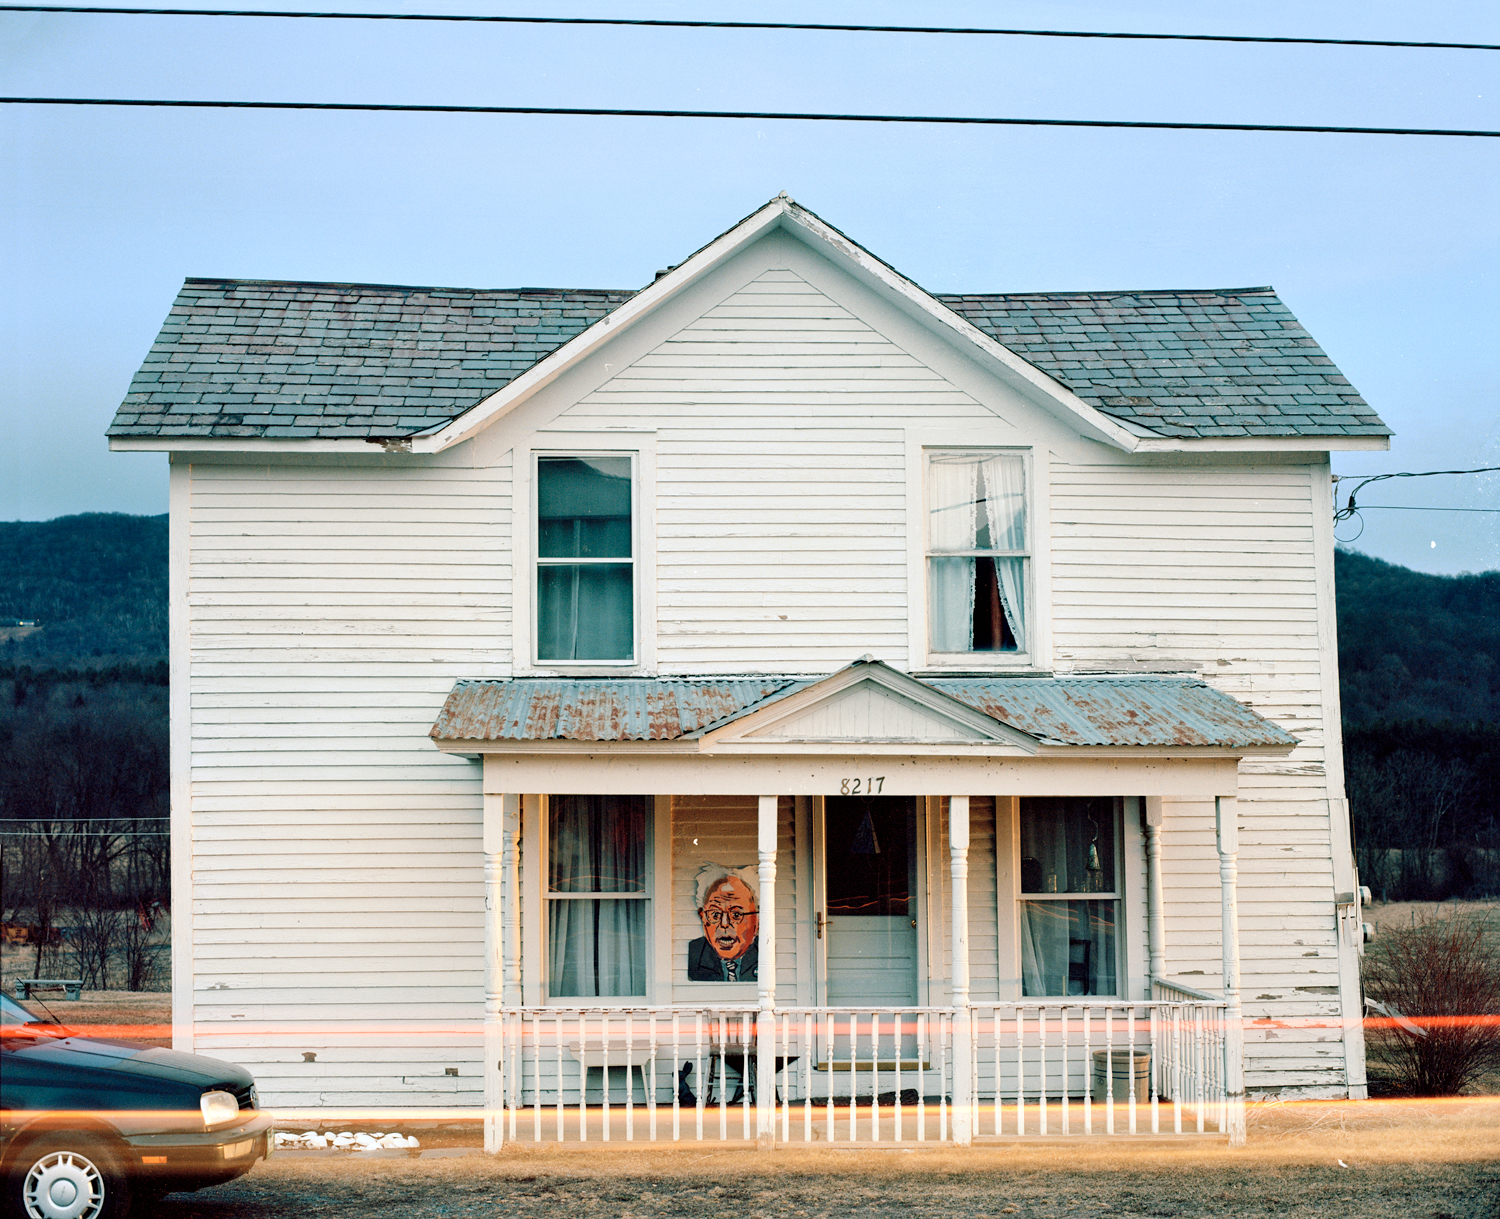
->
[
  {"left": 691, "top": 657, "right": 1041, "bottom": 754},
  {"left": 409, "top": 197, "right": 1148, "bottom": 456}
]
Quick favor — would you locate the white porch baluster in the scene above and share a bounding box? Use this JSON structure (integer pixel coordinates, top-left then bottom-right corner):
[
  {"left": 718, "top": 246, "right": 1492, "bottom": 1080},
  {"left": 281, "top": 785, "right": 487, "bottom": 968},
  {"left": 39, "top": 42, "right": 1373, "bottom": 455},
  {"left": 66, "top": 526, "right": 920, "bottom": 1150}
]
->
[
  {"left": 1217, "top": 796, "right": 1247, "bottom": 1145},
  {"left": 949, "top": 795, "right": 973, "bottom": 1146},
  {"left": 756, "top": 795, "right": 778, "bottom": 1146}
]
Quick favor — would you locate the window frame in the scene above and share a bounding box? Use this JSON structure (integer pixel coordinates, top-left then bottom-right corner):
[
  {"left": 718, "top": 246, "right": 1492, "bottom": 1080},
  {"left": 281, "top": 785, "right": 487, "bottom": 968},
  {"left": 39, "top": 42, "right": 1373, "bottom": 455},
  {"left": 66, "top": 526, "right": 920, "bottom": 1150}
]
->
[
  {"left": 1012, "top": 796, "right": 1125, "bottom": 1000},
  {"left": 919, "top": 445, "right": 1038, "bottom": 669},
  {"left": 518, "top": 434, "right": 655, "bottom": 675},
  {"left": 541, "top": 793, "right": 655, "bottom": 1003}
]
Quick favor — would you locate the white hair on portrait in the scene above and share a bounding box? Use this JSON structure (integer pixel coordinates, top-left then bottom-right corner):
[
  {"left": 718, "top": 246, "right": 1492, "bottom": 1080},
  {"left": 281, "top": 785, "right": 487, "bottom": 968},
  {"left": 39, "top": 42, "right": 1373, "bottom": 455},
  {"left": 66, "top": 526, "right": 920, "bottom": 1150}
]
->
[{"left": 694, "top": 862, "right": 760, "bottom": 911}]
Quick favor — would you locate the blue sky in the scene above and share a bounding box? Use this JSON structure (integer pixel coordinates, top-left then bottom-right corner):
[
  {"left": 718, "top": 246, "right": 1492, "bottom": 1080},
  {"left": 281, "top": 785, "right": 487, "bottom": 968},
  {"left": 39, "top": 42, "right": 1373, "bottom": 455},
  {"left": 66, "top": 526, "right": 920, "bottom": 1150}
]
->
[{"left": 2, "top": 0, "right": 1495, "bottom": 573}]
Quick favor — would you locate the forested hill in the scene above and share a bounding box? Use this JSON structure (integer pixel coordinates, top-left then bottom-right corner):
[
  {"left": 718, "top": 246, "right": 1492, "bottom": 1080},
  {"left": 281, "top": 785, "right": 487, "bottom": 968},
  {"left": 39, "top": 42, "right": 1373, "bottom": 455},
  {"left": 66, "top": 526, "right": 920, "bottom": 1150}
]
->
[
  {"left": 1335, "top": 548, "right": 1499, "bottom": 726},
  {"left": 0, "top": 513, "right": 167, "bottom": 668}
]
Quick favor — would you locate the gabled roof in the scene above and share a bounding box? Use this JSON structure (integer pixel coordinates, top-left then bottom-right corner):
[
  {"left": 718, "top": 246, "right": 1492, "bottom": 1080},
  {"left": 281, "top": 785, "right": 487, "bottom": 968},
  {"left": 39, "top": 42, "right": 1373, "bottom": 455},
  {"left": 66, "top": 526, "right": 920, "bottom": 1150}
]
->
[
  {"left": 108, "top": 197, "right": 1387, "bottom": 447},
  {"left": 108, "top": 280, "right": 634, "bottom": 441},
  {"left": 944, "top": 289, "right": 1386, "bottom": 440},
  {"left": 430, "top": 667, "right": 1297, "bottom": 752}
]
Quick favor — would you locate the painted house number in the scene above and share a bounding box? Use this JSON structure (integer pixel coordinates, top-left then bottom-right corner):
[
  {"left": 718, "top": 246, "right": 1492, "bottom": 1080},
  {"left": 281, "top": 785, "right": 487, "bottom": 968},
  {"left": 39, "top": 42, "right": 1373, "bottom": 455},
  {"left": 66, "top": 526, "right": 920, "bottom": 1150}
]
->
[{"left": 839, "top": 777, "right": 885, "bottom": 794}]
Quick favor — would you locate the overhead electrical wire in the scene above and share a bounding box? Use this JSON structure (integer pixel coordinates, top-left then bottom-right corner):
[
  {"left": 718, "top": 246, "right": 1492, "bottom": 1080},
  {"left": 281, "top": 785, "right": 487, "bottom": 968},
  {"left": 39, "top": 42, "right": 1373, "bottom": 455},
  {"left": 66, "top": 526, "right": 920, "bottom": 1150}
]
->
[
  {"left": 1355, "top": 505, "right": 1500, "bottom": 513},
  {"left": 1332, "top": 466, "right": 1500, "bottom": 537},
  {"left": 2, "top": 96, "right": 1497, "bottom": 138},
  {"left": 1, "top": 5, "right": 1496, "bottom": 51}
]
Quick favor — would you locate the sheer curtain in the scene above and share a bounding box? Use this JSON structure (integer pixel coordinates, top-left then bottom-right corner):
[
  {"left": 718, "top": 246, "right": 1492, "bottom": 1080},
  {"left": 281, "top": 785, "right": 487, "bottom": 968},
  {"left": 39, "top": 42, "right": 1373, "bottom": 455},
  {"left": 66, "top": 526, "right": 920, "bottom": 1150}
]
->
[
  {"left": 1018, "top": 797, "right": 1117, "bottom": 997},
  {"left": 929, "top": 453, "right": 1027, "bottom": 653},
  {"left": 928, "top": 456, "right": 978, "bottom": 653},
  {"left": 548, "top": 794, "right": 647, "bottom": 997},
  {"left": 982, "top": 455, "right": 1028, "bottom": 652}
]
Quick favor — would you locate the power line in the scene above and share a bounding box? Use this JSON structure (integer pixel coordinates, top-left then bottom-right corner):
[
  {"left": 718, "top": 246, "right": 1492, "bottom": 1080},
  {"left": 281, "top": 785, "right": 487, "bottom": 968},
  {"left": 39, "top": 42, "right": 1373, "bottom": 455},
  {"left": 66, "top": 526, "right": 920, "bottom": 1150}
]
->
[
  {"left": 1333, "top": 466, "right": 1500, "bottom": 524},
  {"left": 1, "top": 5, "right": 1496, "bottom": 51},
  {"left": 1358, "top": 505, "right": 1500, "bottom": 513},
  {"left": 3, "top": 96, "right": 1497, "bottom": 138}
]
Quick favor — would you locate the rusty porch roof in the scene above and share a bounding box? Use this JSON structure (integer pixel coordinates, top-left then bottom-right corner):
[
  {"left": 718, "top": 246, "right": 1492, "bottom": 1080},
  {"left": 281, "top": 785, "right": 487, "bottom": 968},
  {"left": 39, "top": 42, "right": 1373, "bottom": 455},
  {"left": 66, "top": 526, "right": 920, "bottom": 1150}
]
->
[{"left": 430, "top": 673, "right": 1296, "bottom": 750}]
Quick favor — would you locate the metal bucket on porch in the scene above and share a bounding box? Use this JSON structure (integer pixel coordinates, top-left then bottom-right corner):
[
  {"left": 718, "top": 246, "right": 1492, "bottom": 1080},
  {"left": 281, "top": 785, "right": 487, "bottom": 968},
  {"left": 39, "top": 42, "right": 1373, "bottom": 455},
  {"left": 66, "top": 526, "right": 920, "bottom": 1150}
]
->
[{"left": 1091, "top": 1049, "right": 1150, "bottom": 1099}]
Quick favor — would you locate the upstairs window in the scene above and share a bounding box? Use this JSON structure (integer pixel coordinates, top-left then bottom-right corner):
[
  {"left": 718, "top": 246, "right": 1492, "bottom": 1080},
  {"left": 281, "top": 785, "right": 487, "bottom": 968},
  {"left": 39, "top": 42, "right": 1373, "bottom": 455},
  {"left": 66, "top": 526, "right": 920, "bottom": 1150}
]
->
[
  {"left": 536, "top": 455, "right": 634, "bottom": 663},
  {"left": 927, "top": 451, "right": 1028, "bottom": 655}
]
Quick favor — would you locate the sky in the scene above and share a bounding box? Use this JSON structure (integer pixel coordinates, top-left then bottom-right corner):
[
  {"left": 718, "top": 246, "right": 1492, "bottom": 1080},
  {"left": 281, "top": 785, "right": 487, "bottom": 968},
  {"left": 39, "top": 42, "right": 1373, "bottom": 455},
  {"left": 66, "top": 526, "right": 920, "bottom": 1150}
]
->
[{"left": 2, "top": 0, "right": 1496, "bottom": 575}]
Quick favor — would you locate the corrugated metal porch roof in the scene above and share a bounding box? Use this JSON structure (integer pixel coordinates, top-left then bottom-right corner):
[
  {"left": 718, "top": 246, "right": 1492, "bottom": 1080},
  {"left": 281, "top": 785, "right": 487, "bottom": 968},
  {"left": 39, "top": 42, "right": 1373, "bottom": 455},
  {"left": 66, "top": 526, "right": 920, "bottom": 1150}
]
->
[{"left": 430, "top": 672, "right": 1296, "bottom": 749}]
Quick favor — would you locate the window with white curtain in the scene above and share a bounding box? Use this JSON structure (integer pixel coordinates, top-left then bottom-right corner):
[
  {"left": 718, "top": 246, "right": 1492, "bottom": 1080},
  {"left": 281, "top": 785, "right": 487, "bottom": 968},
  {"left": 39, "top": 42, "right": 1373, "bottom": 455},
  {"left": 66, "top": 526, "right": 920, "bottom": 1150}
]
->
[
  {"left": 926, "top": 451, "right": 1028, "bottom": 656},
  {"left": 547, "top": 794, "right": 649, "bottom": 998},
  {"left": 1017, "top": 797, "right": 1119, "bottom": 997},
  {"left": 536, "top": 454, "right": 634, "bottom": 663}
]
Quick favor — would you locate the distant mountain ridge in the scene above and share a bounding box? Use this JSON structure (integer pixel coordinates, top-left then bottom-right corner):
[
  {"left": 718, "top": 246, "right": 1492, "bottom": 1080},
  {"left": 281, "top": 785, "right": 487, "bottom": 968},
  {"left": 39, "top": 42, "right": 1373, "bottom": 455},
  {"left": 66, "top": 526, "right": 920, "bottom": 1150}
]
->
[
  {"left": 1335, "top": 548, "right": 1499, "bottom": 726},
  {"left": 0, "top": 513, "right": 167, "bottom": 667}
]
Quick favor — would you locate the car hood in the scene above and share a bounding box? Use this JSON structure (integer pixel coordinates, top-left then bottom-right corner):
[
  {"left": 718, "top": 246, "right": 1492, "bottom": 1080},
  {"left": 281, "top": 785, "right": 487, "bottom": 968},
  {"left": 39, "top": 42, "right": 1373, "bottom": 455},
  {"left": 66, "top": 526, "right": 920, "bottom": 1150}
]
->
[{"left": 13, "top": 1037, "right": 255, "bottom": 1090}]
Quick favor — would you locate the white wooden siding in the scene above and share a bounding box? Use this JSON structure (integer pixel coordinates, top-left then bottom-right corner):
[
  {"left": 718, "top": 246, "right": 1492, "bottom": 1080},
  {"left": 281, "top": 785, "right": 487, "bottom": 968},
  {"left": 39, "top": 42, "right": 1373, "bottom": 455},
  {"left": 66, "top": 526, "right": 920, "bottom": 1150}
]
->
[
  {"left": 179, "top": 228, "right": 1353, "bottom": 1101},
  {"left": 185, "top": 457, "right": 508, "bottom": 1104},
  {"left": 558, "top": 264, "right": 1024, "bottom": 674},
  {"left": 1052, "top": 463, "right": 1345, "bottom": 1093}
]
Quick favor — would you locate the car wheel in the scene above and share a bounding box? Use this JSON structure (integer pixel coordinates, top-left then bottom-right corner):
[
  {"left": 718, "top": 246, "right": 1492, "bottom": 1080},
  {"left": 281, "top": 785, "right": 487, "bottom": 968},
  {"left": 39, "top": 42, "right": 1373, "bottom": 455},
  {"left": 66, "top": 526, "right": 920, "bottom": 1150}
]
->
[{"left": 11, "top": 1134, "right": 130, "bottom": 1219}]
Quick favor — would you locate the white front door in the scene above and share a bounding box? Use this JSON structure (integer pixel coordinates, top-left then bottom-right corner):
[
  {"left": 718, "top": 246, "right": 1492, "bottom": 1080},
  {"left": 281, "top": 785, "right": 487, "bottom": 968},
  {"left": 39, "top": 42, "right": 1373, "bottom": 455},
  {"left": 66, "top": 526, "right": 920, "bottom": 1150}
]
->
[{"left": 818, "top": 796, "right": 920, "bottom": 1007}]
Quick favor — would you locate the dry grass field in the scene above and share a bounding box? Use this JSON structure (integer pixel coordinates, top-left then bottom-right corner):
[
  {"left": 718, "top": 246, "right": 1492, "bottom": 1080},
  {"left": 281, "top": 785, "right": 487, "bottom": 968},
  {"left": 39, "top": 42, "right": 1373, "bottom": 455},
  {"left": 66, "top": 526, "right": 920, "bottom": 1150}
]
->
[
  {"left": 153, "top": 1102, "right": 1500, "bottom": 1219},
  {"left": 8, "top": 907, "right": 1499, "bottom": 1214}
]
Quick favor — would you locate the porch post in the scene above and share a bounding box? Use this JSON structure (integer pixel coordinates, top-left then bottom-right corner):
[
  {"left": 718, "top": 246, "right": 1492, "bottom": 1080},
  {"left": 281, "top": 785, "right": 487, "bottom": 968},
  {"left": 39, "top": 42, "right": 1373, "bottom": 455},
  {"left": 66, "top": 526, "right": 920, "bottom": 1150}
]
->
[
  {"left": 1145, "top": 798, "right": 1166, "bottom": 990},
  {"left": 949, "top": 796, "right": 972, "bottom": 1147},
  {"left": 502, "top": 795, "right": 523, "bottom": 1009},
  {"left": 483, "top": 791, "right": 517, "bottom": 1153},
  {"left": 756, "top": 795, "right": 778, "bottom": 1147},
  {"left": 1216, "top": 796, "right": 1246, "bottom": 1146}
]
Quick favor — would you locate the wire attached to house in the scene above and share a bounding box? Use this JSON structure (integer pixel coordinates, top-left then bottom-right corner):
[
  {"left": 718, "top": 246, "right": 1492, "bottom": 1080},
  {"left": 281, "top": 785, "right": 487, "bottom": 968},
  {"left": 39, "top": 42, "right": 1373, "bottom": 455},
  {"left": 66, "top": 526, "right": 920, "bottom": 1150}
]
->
[
  {"left": 1331, "top": 466, "right": 1500, "bottom": 540},
  {"left": 3, "top": 96, "right": 1498, "bottom": 138},
  {"left": 2, "top": 5, "right": 1496, "bottom": 51}
]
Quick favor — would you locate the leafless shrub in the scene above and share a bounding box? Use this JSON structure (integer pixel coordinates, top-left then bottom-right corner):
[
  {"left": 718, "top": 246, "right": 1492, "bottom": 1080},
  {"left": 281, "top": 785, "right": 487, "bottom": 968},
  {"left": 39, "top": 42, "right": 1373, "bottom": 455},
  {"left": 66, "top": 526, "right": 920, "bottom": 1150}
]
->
[
  {"left": 1362, "top": 910, "right": 1500, "bottom": 1094},
  {"left": 118, "top": 902, "right": 164, "bottom": 990}
]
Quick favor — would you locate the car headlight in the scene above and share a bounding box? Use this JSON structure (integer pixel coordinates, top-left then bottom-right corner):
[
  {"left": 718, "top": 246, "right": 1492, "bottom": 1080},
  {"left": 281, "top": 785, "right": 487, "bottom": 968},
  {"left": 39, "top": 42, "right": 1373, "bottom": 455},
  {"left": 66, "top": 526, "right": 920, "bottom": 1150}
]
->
[{"left": 201, "top": 1090, "right": 240, "bottom": 1128}]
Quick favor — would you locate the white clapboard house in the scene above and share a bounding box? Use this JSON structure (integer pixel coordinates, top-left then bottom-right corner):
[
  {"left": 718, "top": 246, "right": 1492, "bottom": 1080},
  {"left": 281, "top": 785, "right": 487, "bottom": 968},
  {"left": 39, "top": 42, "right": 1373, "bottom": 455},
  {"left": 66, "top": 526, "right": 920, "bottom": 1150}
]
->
[{"left": 109, "top": 197, "right": 1388, "bottom": 1147}]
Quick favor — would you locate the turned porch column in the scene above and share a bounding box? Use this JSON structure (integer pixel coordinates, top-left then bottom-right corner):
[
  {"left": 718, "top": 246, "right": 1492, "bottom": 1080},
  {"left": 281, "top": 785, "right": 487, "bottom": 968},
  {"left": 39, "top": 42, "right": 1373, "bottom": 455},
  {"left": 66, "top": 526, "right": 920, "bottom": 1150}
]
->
[
  {"left": 483, "top": 791, "right": 520, "bottom": 1154},
  {"left": 949, "top": 795, "right": 973, "bottom": 1147},
  {"left": 756, "top": 795, "right": 778, "bottom": 1147},
  {"left": 1217, "top": 796, "right": 1246, "bottom": 1146},
  {"left": 1145, "top": 797, "right": 1166, "bottom": 988}
]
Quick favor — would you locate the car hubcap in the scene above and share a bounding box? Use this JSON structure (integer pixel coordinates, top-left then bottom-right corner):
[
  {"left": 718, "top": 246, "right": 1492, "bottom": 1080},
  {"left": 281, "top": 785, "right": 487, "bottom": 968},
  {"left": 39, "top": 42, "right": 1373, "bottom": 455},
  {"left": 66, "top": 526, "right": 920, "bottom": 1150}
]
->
[{"left": 24, "top": 1151, "right": 105, "bottom": 1219}]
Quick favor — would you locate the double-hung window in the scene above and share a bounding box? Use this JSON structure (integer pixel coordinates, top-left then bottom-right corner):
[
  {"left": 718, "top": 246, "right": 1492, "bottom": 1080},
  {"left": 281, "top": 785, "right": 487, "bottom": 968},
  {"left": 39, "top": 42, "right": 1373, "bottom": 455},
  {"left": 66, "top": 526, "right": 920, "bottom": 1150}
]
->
[
  {"left": 536, "top": 454, "right": 634, "bottom": 664},
  {"left": 926, "top": 451, "right": 1028, "bottom": 656},
  {"left": 547, "top": 794, "right": 649, "bottom": 998},
  {"left": 1017, "top": 797, "right": 1119, "bottom": 997}
]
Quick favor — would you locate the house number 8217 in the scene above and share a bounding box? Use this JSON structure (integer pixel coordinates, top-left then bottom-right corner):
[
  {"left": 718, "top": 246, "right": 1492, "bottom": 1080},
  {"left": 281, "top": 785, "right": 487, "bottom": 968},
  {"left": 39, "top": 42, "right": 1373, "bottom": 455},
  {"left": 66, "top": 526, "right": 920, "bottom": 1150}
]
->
[{"left": 840, "top": 777, "right": 885, "bottom": 795}]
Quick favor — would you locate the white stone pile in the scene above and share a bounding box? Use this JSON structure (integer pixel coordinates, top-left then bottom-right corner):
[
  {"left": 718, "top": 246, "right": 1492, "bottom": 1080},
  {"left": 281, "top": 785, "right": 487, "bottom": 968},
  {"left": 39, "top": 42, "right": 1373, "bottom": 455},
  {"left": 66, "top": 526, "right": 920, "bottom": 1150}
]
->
[{"left": 274, "top": 1130, "right": 420, "bottom": 1151}]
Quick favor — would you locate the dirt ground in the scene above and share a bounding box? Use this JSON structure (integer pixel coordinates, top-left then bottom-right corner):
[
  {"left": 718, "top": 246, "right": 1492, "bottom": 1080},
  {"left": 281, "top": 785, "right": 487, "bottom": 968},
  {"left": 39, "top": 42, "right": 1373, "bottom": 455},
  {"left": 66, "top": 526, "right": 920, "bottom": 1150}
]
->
[
  {"left": 147, "top": 1098, "right": 1500, "bottom": 1219},
  {"left": 11, "top": 912, "right": 1500, "bottom": 1215}
]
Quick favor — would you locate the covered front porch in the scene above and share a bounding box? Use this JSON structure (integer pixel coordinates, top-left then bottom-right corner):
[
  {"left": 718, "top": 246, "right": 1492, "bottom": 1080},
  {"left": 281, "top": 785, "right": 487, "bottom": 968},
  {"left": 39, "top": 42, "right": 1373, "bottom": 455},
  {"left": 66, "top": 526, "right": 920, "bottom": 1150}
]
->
[{"left": 430, "top": 660, "right": 1296, "bottom": 1148}]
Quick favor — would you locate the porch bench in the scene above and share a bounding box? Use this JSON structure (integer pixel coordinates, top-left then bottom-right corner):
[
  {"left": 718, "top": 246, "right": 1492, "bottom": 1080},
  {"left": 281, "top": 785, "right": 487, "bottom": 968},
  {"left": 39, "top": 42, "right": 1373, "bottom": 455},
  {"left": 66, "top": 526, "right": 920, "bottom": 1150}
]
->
[
  {"left": 15, "top": 978, "right": 84, "bottom": 1001},
  {"left": 566, "top": 1039, "right": 657, "bottom": 1100}
]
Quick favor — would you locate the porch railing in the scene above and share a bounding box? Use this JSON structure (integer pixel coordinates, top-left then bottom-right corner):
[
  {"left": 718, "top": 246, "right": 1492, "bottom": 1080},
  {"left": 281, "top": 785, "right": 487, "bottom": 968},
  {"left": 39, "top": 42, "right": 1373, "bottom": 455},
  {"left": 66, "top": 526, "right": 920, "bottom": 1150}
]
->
[{"left": 492, "top": 999, "right": 1228, "bottom": 1145}]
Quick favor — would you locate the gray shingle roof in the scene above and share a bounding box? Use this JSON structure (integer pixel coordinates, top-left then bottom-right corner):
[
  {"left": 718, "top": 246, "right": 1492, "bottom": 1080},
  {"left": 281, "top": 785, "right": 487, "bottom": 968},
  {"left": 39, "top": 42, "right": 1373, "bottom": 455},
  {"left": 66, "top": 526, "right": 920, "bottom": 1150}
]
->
[
  {"left": 108, "top": 279, "right": 635, "bottom": 440},
  {"left": 941, "top": 287, "right": 1388, "bottom": 439},
  {"left": 108, "top": 277, "right": 1386, "bottom": 442}
]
